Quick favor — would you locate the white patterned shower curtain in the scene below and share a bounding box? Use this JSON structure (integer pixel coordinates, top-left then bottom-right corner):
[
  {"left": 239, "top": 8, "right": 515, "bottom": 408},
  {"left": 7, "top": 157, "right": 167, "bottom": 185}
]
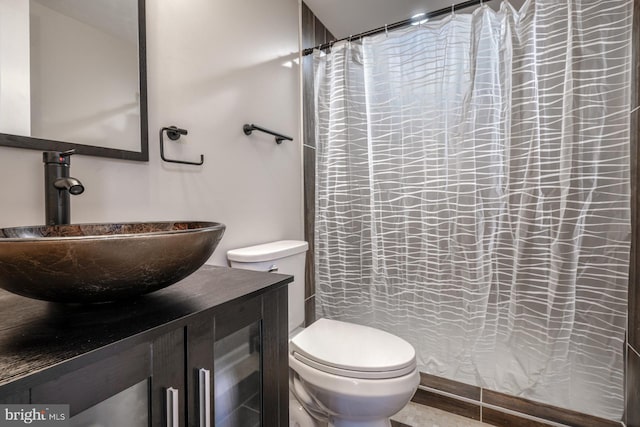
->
[{"left": 313, "top": 0, "right": 632, "bottom": 419}]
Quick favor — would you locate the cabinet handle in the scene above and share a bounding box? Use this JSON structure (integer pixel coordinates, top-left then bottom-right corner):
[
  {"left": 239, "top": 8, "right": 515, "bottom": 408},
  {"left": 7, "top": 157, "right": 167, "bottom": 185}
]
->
[
  {"left": 166, "top": 387, "right": 179, "bottom": 427},
  {"left": 198, "top": 368, "right": 211, "bottom": 427}
]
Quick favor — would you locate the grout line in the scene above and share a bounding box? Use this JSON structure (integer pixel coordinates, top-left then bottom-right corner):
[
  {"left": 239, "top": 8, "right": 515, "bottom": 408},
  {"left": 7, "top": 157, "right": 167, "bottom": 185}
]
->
[
  {"left": 480, "top": 402, "right": 569, "bottom": 427},
  {"left": 417, "top": 384, "right": 481, "bottom": 406},
  {"left": 419, "top": 384, "right": 621, "bottom": 427},
  {"left": 631, "top": 105, "right": 640, "bottom": 115},
  {"left": 416, "top": 385, "right": 564, "bottom": 426}
]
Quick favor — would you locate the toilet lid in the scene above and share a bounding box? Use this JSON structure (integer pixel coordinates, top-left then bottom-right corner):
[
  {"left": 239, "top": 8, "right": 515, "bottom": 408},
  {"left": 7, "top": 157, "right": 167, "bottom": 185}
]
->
[{"left": 289, "top": 318, "right": 416, "bottom": 379}]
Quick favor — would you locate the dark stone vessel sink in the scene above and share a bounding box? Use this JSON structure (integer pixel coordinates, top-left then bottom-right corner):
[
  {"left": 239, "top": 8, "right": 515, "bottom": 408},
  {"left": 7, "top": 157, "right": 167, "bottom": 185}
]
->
[{"left": 0, "top": 221, "right": 225, "bottom": 303}]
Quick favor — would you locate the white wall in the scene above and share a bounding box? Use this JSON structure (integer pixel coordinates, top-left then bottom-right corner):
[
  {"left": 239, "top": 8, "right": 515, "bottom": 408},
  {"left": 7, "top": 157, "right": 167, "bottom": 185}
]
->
[
  {"left": 0, "top": 0, "right": 31, "bottom": 135},
  {"left": 0, "top": 0, "right": 303, "bottom": 266}
]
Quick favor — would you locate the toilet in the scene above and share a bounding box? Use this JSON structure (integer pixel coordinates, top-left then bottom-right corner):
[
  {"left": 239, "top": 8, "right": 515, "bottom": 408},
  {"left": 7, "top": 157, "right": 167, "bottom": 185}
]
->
[{"left": 227, "top": 241, "right": 419, "bottom": 427}]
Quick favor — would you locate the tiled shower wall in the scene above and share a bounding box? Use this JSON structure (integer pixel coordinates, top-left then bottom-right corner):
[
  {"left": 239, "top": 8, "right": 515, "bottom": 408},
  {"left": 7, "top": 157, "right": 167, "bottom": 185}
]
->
[
  {"left": 301, "top": 2, "right": 640, "bottom": 425},
  {"left": 301, "top": 2, "right": 334, "bottom": 328}
]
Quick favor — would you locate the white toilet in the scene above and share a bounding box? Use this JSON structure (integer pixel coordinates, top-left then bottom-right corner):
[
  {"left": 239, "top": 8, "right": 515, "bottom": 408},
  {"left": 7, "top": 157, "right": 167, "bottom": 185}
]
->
[{"left": 227, "top": 241, "right": 419, "bottom": 427}]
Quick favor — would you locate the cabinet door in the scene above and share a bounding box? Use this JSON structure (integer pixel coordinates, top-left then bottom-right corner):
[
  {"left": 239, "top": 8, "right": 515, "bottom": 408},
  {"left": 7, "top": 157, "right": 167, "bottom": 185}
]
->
[
  {"left": 27, "top": 328, "right": 186, "bottom": 427},
  {"left": 186, "top": 302, "right": 263, "bottom": 427},
  {"left": 213, "top": 297, "right": 262, "bottom": 427},
  {"left": 31, "top": 343, "right": 152, "bottom": 427},
  {"left": 186, "top": 288, "right": 288, "bottom": 427},
  {"left": 152, "top": 328, "right": 186, "bottom": 427},
  {"left": 186, "top": 315, "right": 214, "bottom": 427},
  {"left": 213, "top": 321, "right": 261, "bottom": 427}
]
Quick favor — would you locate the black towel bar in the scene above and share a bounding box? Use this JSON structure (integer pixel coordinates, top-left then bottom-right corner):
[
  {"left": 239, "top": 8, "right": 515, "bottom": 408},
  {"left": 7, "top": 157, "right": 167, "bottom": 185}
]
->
[{"left": 243, "top": 124, "right": 293, "bottom": 144}]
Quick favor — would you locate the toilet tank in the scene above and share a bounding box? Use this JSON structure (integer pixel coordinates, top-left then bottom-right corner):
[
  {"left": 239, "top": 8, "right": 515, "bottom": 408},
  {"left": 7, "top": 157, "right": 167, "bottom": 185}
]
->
[{"left": 227, "top": 241, "right": 308, "bottom": 332}]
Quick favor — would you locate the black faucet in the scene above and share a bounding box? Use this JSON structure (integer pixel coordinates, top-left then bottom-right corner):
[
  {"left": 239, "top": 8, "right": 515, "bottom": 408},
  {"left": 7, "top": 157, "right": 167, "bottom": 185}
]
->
[{"left": 43, "top": 150, "right": 85, "bottom": 225}]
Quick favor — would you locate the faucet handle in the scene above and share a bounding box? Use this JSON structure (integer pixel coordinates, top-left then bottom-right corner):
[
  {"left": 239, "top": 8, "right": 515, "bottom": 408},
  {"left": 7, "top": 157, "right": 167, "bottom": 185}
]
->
[{"left": 43, "top": 149, "right": 76, "bottom": 165}]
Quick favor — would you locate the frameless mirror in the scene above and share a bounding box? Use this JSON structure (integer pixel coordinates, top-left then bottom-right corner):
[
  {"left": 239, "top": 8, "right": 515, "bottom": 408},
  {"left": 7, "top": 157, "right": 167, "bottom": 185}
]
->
[{"left": 0, "top": 0, "right": 148, "bottom": 161}]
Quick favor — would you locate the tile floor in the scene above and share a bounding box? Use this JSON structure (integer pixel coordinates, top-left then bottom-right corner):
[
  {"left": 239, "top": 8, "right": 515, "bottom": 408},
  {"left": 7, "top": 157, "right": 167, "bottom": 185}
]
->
[
  {"left": 392, "top": 402, "right": 491, "bottom": 427},
  {"left": 290, "top": 394, "right": 493, "bottom": 427}
]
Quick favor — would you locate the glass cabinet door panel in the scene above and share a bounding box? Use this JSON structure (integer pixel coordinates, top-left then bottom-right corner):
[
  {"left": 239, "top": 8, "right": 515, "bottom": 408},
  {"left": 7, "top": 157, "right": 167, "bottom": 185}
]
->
[
  {"left": 70, "top": 379, "right": 149, "bottom": 427},
  {"left": 214, "top": 321, "right": 261, "bottom": 427}
]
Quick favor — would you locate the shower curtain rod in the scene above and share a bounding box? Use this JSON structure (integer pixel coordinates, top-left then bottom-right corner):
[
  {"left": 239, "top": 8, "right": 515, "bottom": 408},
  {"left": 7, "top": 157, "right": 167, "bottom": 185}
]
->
[{"left": 302, "top": 0, "right": 493, "bottom": 56}]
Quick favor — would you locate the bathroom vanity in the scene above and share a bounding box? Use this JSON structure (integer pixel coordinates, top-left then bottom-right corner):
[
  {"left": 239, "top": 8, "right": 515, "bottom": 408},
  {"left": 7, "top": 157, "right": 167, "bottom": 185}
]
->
[{"left": 0, "top": 266, "right": 291, "bottom": 427}]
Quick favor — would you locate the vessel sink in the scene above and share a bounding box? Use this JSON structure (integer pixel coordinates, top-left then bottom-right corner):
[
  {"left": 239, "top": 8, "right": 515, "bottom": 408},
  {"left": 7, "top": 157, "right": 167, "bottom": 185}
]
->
[{"left": 0, "top": 221, "right": 225, "bottom": 303}]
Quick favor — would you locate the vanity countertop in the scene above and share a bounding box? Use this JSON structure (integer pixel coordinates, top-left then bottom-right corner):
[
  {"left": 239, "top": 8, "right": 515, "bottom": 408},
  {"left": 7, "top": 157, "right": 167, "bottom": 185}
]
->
[{"left": 0, "top": 265, "right": 292, "bottom": 389}]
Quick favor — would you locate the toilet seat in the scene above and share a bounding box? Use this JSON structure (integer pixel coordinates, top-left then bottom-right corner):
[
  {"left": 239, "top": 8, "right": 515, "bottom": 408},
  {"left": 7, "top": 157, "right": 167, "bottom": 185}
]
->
[{"left": 290, "top": 318, "right": 416, "bottom": 379}]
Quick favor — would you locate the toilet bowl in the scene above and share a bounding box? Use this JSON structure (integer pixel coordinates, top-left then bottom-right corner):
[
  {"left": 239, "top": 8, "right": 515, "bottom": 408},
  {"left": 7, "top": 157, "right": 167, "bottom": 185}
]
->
[
  {"left": 227, "top": 241, "right": 419, "bottom": 427},
  {"left": 289, "top": 318, "right": 419, "bottom": 427}
]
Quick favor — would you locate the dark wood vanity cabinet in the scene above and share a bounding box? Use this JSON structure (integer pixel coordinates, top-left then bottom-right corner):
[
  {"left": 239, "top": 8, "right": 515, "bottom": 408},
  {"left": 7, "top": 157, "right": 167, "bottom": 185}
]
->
[{"left": 0, "top": 266, "right": 290, "bottom": 427}]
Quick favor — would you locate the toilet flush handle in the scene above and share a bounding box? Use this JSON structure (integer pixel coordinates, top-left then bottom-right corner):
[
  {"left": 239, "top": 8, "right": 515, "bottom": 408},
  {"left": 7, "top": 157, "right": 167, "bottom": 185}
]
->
[{"left": 268, "top": 265, "right": 279, "bottom": 273}]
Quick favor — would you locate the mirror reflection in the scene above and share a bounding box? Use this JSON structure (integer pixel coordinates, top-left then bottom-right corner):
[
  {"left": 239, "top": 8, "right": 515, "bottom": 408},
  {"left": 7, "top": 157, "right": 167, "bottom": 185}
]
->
[{"left": 0, "top": 0, "right": 143, "bottom": 153}]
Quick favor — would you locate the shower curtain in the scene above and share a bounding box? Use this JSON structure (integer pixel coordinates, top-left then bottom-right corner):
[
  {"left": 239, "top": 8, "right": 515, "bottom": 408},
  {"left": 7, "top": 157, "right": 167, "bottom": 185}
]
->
[{"left": 313, "top": 0, "right": 632, "bottom": 419}]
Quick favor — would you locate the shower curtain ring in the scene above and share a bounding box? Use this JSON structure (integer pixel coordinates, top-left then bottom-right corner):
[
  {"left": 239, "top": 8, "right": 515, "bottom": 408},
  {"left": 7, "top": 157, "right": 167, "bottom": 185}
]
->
[{"left": 385, "top": 24, "right": 389, "bottom": 37}]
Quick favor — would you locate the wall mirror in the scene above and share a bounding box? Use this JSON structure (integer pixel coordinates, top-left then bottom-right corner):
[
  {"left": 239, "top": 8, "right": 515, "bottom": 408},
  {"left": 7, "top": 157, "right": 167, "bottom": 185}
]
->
[{"left": 0, "top": 0, "right": 148, "bottom": 161}]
